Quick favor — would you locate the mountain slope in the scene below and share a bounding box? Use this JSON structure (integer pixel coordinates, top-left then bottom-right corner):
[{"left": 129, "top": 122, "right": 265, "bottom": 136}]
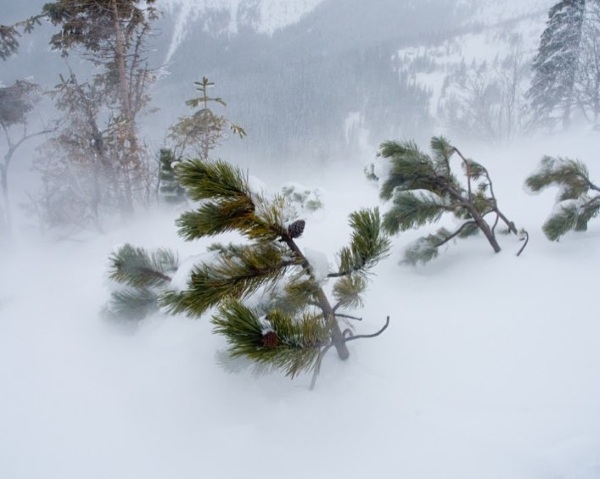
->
[{"left": 161, "top": 0, "right": 327, "bottom": 61}]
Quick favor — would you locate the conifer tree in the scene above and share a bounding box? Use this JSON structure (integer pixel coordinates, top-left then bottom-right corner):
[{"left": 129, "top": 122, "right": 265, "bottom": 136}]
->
[
  {"left": 43, "top": 0, "right": 158, "bottom": 215},
  {"left": 0, "top": 24, "right": 21, "bottom": 61},
  {"left": 158, "top": 148, "right": 186, "bottom": 205},
  {"left": 528, "top": 0, "right": 599, "bottom": 129},
  {"left": 0, "top": 15, "right": 43, "bottom": 60},
  {"left": 169, "top": 77, "right": 246, "bottom": 159},
  {"left": 2, "top": 1, "right": 158, "bottom": 229},
  {"left": 374, "top": 136, "right": 526, "bottom": 264},
  {"left": 526, "top": 156, "right": 600, "bottom": 240},
  {"left": 108, "top": 159, "right": 390, "bottom": 385},
  {"left": 576, "top": 0, "right": 600, "bottom": 125}
]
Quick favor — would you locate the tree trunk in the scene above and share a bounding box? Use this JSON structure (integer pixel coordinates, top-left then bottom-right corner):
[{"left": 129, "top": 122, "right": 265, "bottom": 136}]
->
[
  {"left": 329, "top": 320, "right": 351, "bottom": 360},
  {"left": 111, "top": 0, "right": 134, "bottom": 147},
  {"left": 447, "top": 183, "right": 502, "bottom": 253},
  {"left": 315, "top": 289, "right": 350, "bottom": 360},
  {"left": 470, "top": 208, "right": 501, "bottom": 253},
  {"left": 111, "top": 0, "right": 138, "bottom": 215},
  {"left": 562, "top": 101, "right": 573, "bottom": 130},
  {"left": 1, "top": 156, "right": 12, "bottom": 233},
  {"left": 284, "top": 235, "right": 350, "bottom": 360}
]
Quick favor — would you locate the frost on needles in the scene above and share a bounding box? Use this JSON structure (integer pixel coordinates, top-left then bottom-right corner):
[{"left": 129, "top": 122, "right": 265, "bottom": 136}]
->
[
  {"left": 373, "top": 136, "right": 528, "bottom": 264},
  {"left": 106, "top": 159, "right": 390, "bottom": 385}
]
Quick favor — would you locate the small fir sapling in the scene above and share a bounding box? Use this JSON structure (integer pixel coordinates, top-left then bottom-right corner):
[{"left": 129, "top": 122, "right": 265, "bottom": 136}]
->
[
  {"left": 107, "top": 159, "right": 390, "bottom": 385},
  {"left": 525, "top": 156, "right": 600, "bottom": 240},
  {"left": 373, "top": 136, "right": 527, "bottom": 264},
  {"left": 168, "top": 77, "right": 246, "bottom": 160}
]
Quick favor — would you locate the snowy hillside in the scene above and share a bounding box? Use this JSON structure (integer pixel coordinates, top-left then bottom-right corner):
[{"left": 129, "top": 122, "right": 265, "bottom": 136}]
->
[
  {"left": 392, "top": 0, "right": 554, "bottom": 143},
  {"left": 161, "top": 0, "right": 326, "bottom": 61},
  {"left": 151, "top": 0, "right": 559, "bottom": 165},
  {"left": 459, "top": 0, "right": 553, "bottom": 24}
]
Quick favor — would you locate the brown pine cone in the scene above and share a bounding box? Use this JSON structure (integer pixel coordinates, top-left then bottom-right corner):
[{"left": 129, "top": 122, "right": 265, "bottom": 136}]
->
[
  {"left": 261, "top": 331, "right": 279, "bottom": 349},
  {"left": 287, "top": 219, "right": 306, "bottom": 239}
]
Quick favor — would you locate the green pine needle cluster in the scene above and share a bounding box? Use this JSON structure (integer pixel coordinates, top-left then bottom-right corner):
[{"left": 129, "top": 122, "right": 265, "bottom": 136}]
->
[
  {"left": 382, "top": 191, "right": 447, "bottom": 234},
  {"left": 109, "top": 288, "right": 161, "bottom": 320},
  {"left": 332, "top": 275, "right": 367, "bottom": 309},
  {"left": 158, "top": 148, "right": 186, "bottom": 205},
  {"left": 175, "top": 159, "right": 282, "bottom": 241},
  {"left": 109, "top": 244, "right": 178, "bottom": 288},
  {"left": 212, "top": 300, "right": 329, "bottom": 378},
  {"left": 106, "top": 244, "right": 178, "bottom": 320},
  {"left": 376, "top": 136, "right": 521, "bottom": 264},
  {"left": 176, "top": 158, "right": 249, "bottom": 202},
  {"left": 274, "top": 276, "right": 322, "bottom": 314},
  {"left": 526, "top": 156, "right": 600, "bottom": 241},
  {"left": 526, "top": 156, "right": 591, "bottom": 201},
  {"left": 336, "top": 208, "right": 391, "bottom": 275},
  {"left": 378, "top": 139, "right": 453, "bottom": 200},
  {"left": 162, "top": 242, "right": 296, "bottom": 317},
  {"left": 403, "top": 234, "right": 442, "bottom": 265}
]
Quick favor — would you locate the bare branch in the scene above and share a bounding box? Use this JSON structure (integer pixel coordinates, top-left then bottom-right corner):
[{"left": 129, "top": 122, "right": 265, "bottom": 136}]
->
[
  {"left": 580, "top": 194, "right": 600, "bottom": 210},
  {"left": 327, "top": 266, "right": 362, "bottom": 278},
  {"left": 334, "top": 313, "right": 363, "bottom": 321},
  {"left": 491, "top": 211, "right": 500, "bottom": 235},
  {"left": 516, "top": 230, "right": 529, "bottom": 257},
  {"left": 433, "top": 221, "right": 477, "bottom": 248},
  {"left": 454, "top": 147, "right": 473, "bottom": 201},
  {"left": 343, "top": 316, "right": 390, "bottom": 343},
  {"left": 310, "top": 342, "right": 334, "bottom": 391},
  {"left": 584, "top": 177, "right": 600, "bottom": 193}
]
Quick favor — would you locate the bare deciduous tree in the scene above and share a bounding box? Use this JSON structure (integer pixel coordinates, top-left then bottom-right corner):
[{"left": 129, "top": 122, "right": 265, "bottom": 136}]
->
[
  {"left": 0, "top": 80, "right": 54, "bottom": 236},
  {"left": 439, "top": 35, "right": 532, "bottom": 143}
]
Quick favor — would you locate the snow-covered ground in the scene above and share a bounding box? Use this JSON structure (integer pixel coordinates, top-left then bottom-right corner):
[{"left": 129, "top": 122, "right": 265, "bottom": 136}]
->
[{"left": 1, "top": 128, "right": 600, "bottom": 479}]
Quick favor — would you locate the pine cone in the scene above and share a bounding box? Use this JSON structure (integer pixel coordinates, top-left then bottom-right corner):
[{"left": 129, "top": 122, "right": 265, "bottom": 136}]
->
[
  {"left": 287, "top": 219, "right": 306, "bottom": 239},
  {"left": 261, "top": 331, "right": 279, "bottom": 349}
]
